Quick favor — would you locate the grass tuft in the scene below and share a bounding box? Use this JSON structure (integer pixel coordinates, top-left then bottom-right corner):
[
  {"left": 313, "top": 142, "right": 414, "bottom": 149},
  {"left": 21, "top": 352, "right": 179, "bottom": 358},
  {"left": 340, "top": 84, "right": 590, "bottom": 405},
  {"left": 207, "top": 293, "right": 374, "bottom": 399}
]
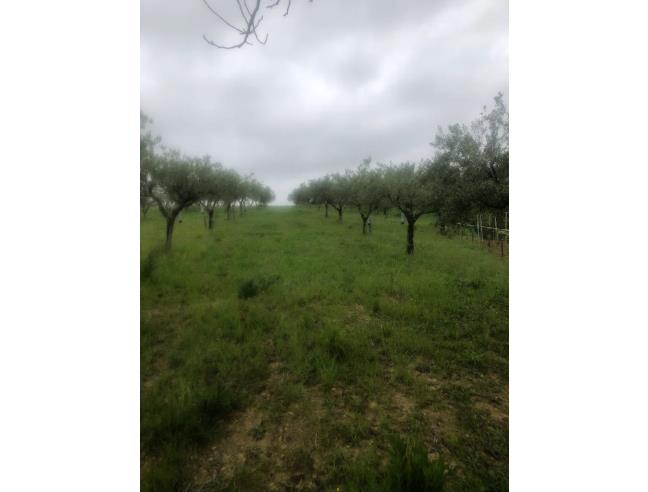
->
[{"left": 386, "top": 437, "right": 446, "bottom": 492}]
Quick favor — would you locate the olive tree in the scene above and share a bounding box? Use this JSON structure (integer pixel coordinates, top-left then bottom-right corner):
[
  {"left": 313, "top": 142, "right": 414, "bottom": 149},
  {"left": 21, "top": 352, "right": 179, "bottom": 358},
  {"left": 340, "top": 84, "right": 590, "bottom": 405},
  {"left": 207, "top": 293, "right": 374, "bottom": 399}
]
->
[
  {"left": 264, "top": 186, "right": 276, "bottom": 206},
  {"left": 140, "top": 111, "right": 160, "bottom": 218},
  {"left": 326, "top": 173, "right": 350, "bottom": 222},
  {"left": 235, "top": 175, "right": 267, "bottom": 214},
  {"left": 378, "top": 196, "right": 393, "bottom": 217},
  {"left": 312, "top": 177, "right": 334, "bottom": 217},
  {"left": 348, "top": 159, "right": 386, "bottom": 234},
  {"left": 251, "top": 183, "right": 275, "bottom": 207},
  {"left": 288, "top": 182, "right": 311, "bottom": 206},
  {"left": 236, "top": 175, "right": 251, "bottom": 215},
  {"left": 382, "top": 161, "right": 437, "bottom": 255},
  {"left": 422, "top": 159, "right": 465, "bottom": 233},
  {"left": 431, "top": 93, "right": 508, "bottom": 222},
  {"left": 198, "top": 158, "right": 225, "bottom": 230},
  {"left": 220, "top": 168, "right": 243, "bottom": 219},
  {"left": 149, "top": 150, "right": 210, "bottom": 249}
]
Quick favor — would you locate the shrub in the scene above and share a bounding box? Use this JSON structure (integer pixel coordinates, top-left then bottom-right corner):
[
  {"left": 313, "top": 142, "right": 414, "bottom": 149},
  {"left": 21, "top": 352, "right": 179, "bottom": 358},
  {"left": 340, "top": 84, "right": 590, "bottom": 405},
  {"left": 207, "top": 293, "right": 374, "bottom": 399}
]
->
[
  {"left": 238, "top": 275, "right": 280, "bottom": 299},
  {"left": 238, "top": 278, "right": 260, "bottom": 299}
]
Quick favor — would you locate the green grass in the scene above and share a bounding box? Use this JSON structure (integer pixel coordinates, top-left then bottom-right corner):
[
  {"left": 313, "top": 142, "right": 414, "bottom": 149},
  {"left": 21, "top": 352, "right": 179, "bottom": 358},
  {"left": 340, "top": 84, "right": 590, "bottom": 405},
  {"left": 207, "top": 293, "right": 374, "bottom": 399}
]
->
[{"left": 141, "top": 205, "right": 508, "bottom": 491}]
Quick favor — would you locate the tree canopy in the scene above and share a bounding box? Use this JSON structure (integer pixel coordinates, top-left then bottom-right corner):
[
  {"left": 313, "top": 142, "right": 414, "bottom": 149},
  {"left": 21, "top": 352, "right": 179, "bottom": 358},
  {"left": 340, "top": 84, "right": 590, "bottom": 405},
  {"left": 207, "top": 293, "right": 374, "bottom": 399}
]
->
[
  {"left": 140, "top": 111, "right": 275, "bottom": 248},
  {"left": 289, "top": 94, "right": 509, "bottom": 254}
]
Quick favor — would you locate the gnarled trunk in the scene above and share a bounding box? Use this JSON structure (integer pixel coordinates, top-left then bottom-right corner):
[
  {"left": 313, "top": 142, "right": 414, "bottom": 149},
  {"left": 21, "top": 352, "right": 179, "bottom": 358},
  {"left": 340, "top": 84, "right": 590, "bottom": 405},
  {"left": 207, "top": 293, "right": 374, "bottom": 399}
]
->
[
  {"left": 337, "top": 207, "right": 343, "bottom": 222},
  {"left": 406, "top": 220, "right": 415, "bottom": 255},
  {"left": 208, "top": 210, "right": 214, "bottom": 229},
  {"left": 165, "top": 215, "right": 176, "bottom": 250},
  {"left": 361, "top": 215, "right": 368, "bottom": 234}
]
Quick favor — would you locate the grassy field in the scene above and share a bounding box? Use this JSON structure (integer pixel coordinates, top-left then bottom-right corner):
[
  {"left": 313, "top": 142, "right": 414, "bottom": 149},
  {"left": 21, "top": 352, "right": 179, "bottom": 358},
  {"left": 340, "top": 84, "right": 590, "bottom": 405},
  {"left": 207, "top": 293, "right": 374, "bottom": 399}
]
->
[{"left": 141, "top": 206, "right": 508, "bottom": 491}]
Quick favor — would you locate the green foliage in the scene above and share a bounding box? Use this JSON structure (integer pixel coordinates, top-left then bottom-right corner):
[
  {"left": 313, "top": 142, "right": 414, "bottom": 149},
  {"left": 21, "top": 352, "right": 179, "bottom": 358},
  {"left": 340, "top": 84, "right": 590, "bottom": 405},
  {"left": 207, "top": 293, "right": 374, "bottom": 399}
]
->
[
  {"left": 149, "top": 150, "right": 212, "bottom": 212},
  {"left": 431, "top": 93, "right": 509, "bottom": 219},
  {"left": 289, "top": 172, "right": 350, "bottom": 219},
  {"left": 140, "top": 110, "right": 274, "bottom": 247},
  {"left": 347, "top": 158, "right": 386, "bottom": 229},
  {"left": 381, "top": 161, "right": 438, "bottom": 220},
  {"left": 289, "top": 94, "right": 509, "bottom": 251}
]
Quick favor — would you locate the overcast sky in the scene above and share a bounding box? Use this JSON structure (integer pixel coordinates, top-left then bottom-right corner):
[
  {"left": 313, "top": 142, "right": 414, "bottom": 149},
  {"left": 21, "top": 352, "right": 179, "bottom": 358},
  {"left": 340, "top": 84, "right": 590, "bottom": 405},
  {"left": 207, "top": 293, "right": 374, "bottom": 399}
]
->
[{"left": 141, "top": 0, "right": 508, "bottom": 205}]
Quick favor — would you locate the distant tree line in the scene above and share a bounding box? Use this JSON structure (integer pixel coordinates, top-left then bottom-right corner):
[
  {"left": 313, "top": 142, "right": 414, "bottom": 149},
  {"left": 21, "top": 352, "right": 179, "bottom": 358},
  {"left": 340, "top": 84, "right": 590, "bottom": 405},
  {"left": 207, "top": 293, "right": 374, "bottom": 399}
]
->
[
  {"left": 140, "top": 112, "right": 275, "bottom": 249},
  {"left": 289, "top": 94, "right": 509, "bottom": 255}
]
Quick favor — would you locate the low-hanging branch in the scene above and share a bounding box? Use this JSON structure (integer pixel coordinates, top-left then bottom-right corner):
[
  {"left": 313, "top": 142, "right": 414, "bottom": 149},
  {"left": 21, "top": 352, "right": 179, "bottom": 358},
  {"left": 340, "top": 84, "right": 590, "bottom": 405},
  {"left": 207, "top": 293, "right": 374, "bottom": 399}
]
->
[{"left": 202, "top": 0, "right": 312, "bottom": 49}]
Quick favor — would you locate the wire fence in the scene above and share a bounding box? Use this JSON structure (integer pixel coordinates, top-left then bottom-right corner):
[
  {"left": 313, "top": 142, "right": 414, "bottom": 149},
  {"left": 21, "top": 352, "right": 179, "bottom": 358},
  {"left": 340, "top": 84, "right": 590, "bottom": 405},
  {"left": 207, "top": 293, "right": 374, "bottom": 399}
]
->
[{"left": 458, "top": 212, "right": 509, "bottom": 257}]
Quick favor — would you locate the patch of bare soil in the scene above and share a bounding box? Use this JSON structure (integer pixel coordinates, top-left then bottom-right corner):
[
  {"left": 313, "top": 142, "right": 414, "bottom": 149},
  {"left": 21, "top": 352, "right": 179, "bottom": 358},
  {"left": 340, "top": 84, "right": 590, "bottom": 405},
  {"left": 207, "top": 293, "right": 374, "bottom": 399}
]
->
[
  {"left": 473, "top": 382, "right": 509, "bottom": 425},
  {"left": 194, "top": 360, "right": 506, "bottom": 490},
  {"left": 343, "top": 303, "right": 373, "bottom": 326},
  {"left": 195, "top": 361, "right": 325, "bottom": 490}
]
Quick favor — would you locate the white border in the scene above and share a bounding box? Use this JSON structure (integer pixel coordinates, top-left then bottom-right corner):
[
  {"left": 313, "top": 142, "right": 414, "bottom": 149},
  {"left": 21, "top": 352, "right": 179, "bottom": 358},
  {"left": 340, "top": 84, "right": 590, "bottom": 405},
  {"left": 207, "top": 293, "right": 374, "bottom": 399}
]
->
[
  {"left": 0, "top": 1, "right": 140, "bottom": 490},
  {"left": 511, "top": 1, "right": 648, "bottom": 490}
]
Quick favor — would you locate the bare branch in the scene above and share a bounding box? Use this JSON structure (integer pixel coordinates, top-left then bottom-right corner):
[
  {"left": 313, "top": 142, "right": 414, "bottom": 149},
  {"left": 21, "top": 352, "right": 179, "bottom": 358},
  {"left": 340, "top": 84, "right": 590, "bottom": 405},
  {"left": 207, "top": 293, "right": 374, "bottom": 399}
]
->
[
  {"left": 202, "top": 34, "right": 253, "bottom": 50},
  {"left": 201, "top": 0, "right": 245, "bottom": 34},
  {"left": 203, "top": 0, "right": 311, "bottom": 49},
  {"left": 252, "top": 23, "right": 269, "bottom": 45},
  {"left": 266, "top": 0, "right": 292, "bottom": 17},
  {"left": 235, "top": 0, "right": 251, "bottom": 23},
  {"left": 242, "top": 0, "right": 253, "bottom": 17}
]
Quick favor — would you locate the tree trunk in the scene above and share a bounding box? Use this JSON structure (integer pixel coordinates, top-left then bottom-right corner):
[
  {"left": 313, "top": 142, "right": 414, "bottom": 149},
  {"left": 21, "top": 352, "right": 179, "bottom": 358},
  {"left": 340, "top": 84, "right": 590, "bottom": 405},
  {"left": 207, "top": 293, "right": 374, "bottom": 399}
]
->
[
  {"left": 226, "top": 203, "right": 231, "bottom": 220},
  {"left": 208, "top": 210, "right": 214, "bottom": 229},
  {"left": 406, "top": 220, "right": 415, "bottom": 255},
  {"left": 362, "top": 216, "right": 368, "bottom": 234},
  {"left": 165, "top": 216, "right": 176, "bottom": 250},
  {"left": 337, "top": 207, "right": 343, "bottom": 222},
  {"left": 325, "top": 203, "right": 329, "bottom": 218}
]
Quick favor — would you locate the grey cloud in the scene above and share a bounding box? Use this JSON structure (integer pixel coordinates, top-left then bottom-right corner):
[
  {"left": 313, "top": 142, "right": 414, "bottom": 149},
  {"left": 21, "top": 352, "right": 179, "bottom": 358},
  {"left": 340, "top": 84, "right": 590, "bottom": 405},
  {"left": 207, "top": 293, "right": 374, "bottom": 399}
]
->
[{"left": 141, "top": 0, "right": 508, "bottom": 204}]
